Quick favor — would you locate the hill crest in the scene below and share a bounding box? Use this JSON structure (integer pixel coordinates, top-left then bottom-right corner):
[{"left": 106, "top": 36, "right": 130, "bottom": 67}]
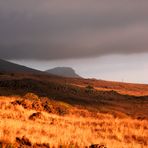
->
[{"left": 45, "top": 67, "right": 81, "bottom": 78}]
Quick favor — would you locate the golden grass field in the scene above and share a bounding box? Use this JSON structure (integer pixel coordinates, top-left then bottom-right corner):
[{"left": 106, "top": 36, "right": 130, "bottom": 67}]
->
[
  {"left": 0, "top": 95, "right": 148, "bottom": 148},
  {"left": 0, "top": 73, "right": 148, "bottom": 148}
]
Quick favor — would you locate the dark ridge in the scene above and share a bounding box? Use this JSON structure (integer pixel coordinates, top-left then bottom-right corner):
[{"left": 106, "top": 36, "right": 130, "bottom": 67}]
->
[{"left": 0, "top": 59, "right": 42, "bottom": 74}]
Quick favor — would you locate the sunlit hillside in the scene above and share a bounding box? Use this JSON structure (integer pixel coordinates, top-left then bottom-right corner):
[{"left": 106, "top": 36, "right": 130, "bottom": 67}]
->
[
  {"left": 0, "top": 73, "right": 148, "bottom": 119},
  {"left": 1, "top": 0, "right": 148, "bottom": 147},
  {"left": 0, "top": 73, "right": 148, "bottom": 148},
  {"left": 0, "top": 94, "right": 148, "bottom": 148}
]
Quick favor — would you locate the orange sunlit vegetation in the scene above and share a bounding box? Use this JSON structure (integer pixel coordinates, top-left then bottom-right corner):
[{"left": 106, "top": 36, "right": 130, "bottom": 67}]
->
[{"left": 0, "top": 94, "right": 147, "bottom": 148}]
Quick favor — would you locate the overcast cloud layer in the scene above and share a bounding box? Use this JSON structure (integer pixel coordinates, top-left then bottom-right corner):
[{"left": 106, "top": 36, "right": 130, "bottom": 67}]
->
[{"left": 0, "top": 0, "right": 148, "bottom": 60}]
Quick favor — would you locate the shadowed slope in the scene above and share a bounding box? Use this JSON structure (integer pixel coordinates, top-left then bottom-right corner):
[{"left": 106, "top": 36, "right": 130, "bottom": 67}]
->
[{"left": 0, "top": 59, "right": 42, "bottom": 74}]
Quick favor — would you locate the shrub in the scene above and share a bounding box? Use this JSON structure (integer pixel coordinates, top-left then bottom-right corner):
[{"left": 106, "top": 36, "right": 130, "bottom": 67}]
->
[
  {"left": 86, "top": 85, "right": 94, "bottom": 90},
  {"left": 24, "top": 92, "right": 39, "bottom": 101},
  {"left": 10, "top": 73, "right": 15, "bottom": 77},
  {"left": 85, "top": 85, "right": 94, "bottom": 94}
]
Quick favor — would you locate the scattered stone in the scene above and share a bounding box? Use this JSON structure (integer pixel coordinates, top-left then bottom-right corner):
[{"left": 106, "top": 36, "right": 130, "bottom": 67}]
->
[
  {"left": 12, "top": 99, "right": 32, "bottom": 109},
  {"left": 89, "top": 144, "right": 107, "bottom": 148},
  {"left": 32, "top": 100, "right": 43, "bottom": 111},
  {"left": 16, "top": 136, "right": 32, "bottom": 147},
  {"left": 29, "top": 112, "right": 43, "bottom": 121},
  {"left": 33, "top": 143, "right": 50, "bottom": 148},
  {"left": 137, "top": 116, "right": 145, "bottom": 120},
  {"left": 15, "top": 136, "right": 50, "bottom": 148},
  {"left": 21, "top": 99, "right": 32, "bottom": 109}
]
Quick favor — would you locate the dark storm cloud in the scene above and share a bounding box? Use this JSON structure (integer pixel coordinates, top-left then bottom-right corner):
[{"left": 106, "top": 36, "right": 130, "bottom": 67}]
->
[{"left": 0, "top": 0, "right": 148, "bottom": 60}]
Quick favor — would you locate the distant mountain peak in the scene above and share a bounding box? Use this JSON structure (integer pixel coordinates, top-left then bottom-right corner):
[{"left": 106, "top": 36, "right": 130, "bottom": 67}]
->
[{"left": 45, "top": 67, "right": 81, "bottom": 78}]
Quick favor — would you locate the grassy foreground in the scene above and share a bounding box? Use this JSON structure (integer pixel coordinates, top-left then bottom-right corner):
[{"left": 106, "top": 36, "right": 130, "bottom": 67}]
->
[{"left": 0, "top": 94, "right": 147, "bottom": 148}]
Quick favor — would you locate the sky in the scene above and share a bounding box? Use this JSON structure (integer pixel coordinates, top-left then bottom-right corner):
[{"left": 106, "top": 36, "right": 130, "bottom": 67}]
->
[{"left": 0, "top": 0, "right": 148, "bottom": 83}]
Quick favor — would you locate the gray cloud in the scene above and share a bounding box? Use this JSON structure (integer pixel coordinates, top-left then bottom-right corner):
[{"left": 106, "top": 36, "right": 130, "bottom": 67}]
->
[{"left": 0, "top": 0, "right": 148, "bottom": 60}]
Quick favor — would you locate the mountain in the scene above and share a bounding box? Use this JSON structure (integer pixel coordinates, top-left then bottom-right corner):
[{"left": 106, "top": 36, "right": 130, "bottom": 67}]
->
[
  {"left": 0, "top": 59, "right": 41, "bottom": 73},
  {"left": 0, "top": 59, "right": 81, "bottom": 77},
  {"left": 45, "top": 67, "right": 81, "bottom": 78}
]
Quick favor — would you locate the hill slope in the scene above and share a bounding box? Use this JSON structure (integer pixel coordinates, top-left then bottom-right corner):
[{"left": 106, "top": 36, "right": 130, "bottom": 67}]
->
[
  {"left": 0, "top": 72, "right": 148, "bottom": 119},
  {"left": 0, "top": 95, "right": 147, "bottom": 147},
  {"left": 0, "top": 72, "right": 148, "bottom": 147},
  {"left": 0, "top": 59, "right": 42, "bottom": 73},
  {"left": 45, "top": 67, "right": 81, "bottom": 78}
]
